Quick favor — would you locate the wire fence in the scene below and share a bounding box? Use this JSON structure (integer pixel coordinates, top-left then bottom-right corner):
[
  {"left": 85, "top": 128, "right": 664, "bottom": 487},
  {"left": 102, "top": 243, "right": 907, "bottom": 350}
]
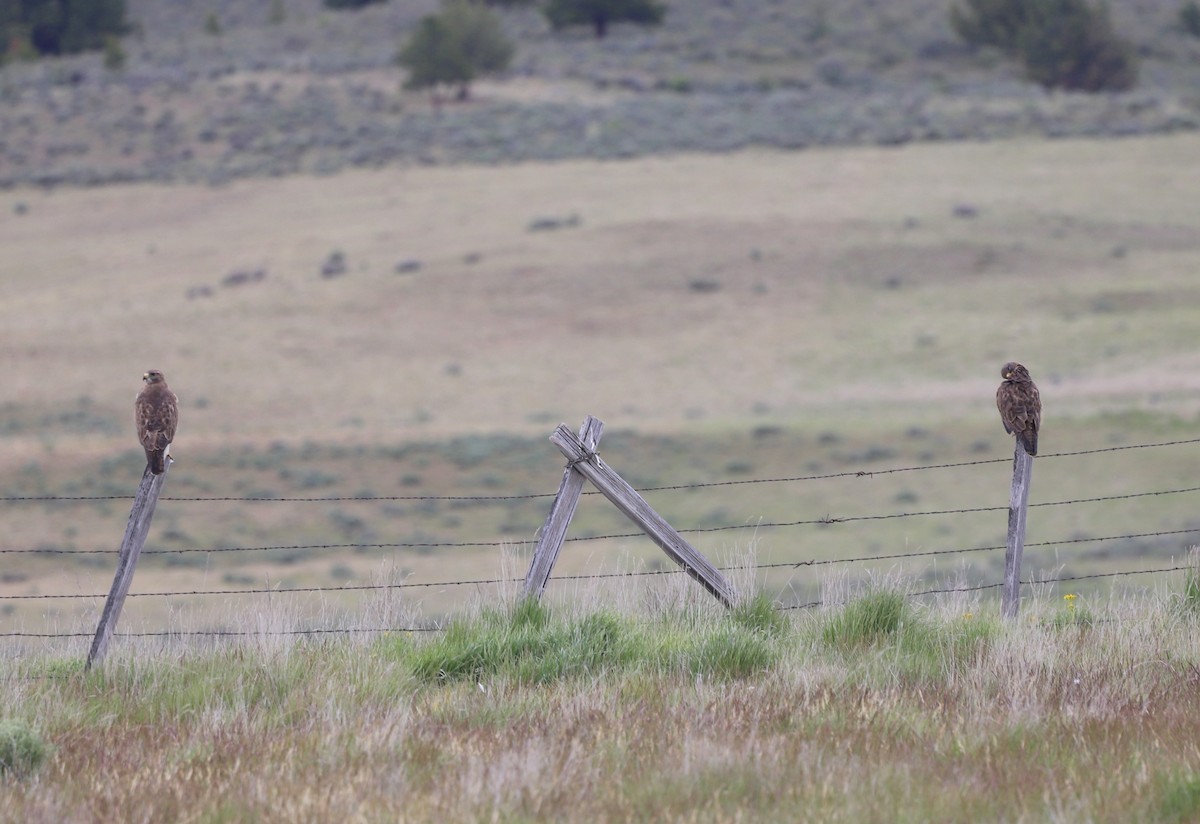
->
[{"left": 3, "top": 435, "right": 1199, "bottom": 642}]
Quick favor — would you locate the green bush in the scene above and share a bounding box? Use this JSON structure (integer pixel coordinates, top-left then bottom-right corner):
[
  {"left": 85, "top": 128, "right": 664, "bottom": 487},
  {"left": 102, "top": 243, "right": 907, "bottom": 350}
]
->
[
  {"left": 1, "top": 0, "right": 128, "bottom": 60},
  {"left": 397, "top": 0, "right": 514, "bottom": 99},
  {"left": 1017, "top": 0, "right": 1137, "bottom": 91},
  {"left": 950, "top": 0, "right": 1138, "bottom": 92},
  {"left": 951, "top": 0, "right": 1030, "bottom": 53},
  {"left": 1181, "top": 1, "right": 1200, "bottom": 38},
  {"left": 0, "top": 719, "right": 48, "bottom": 778}
]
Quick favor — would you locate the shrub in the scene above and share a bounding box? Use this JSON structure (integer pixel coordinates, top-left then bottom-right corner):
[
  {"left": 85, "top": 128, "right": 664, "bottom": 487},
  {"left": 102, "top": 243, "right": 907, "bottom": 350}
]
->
[
  {"left": 1, "top": 0, "right": 128, "bottom": 60},
  {"left": 951, "top": 0, "right": 1138, "bottom": 92},
  {"left": 102, "top": 33, "right": 125, "bottom": 70},
  {"left": 1181, "top": 1, "right": 1200, "bottom": 38},
  {"left": 1017, "top": 0, "right": 1138, "bottom": 91},
  {"left": 950, "top": 0, "right": 1030, "bottom": 53},
  {"left": 0, "top": 719, "right": 48, "bottom": 778},
  {"left": 397, "top": 0, "right": 514, "bottom": 100}
]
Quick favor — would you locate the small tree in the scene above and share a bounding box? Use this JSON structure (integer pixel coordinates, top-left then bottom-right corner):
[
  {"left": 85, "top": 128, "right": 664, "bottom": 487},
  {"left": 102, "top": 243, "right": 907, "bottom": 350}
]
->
[
  {"left": 397, "top": 0, "right": 514, "bottom": 101},
  {"left": 1016, "top": 0, "right": 1137, "bottom": 92},
  {"left": 950, "top": 0, "right": 1137, "bottom": 92},
  {"left": 542, "top": 0, "right": 666, "bottom": 39},
  {"left": 1181, "top": 1, "right": 1200, "bottom": 38},
  {"left": 1, "top": 0, "right": 128, "bottom": 59}
]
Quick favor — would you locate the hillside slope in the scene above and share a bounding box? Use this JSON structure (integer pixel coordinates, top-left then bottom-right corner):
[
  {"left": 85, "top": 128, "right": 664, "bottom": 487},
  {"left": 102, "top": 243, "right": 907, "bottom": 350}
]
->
[{"left": 0, "top": 0, "right": 1198, "bottom": 186}]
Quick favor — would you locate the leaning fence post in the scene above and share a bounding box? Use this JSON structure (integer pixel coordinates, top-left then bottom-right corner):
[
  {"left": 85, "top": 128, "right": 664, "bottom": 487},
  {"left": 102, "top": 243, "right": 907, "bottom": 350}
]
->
[
  {"left": 86, "top": 461, "right": 171, "bottom": 669},
  {"left": 1001, "top": 442, "right": 1033, "bottom": 619},
  {"left": 522, "top": 416, "right": 604, "bottom": 601},
  {"left": 549, "top": 422, "right": 737, "bottom": 608}
]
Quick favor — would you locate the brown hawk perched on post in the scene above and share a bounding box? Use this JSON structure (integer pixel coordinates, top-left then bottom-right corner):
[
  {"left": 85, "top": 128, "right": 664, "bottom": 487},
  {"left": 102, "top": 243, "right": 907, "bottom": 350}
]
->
[
  {"left": 996, "top": 362, "right": 1041, "bottom": 456},
  {"left": 135, "top": 370, "right": 178, "bottom": 474}
]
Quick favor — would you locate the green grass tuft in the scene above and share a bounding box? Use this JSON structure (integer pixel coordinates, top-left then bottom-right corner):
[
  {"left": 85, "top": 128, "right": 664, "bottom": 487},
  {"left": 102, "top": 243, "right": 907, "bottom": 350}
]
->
[
  {"left": 821, "top": 590, "right": 910, "bottom": 648},
  {"left": 818, "top": 589, "right": 997, "bottom": 680},
  {"left": 1155, "top": 773, "right": 1200, "bottom": 823},
  {"left": 731, "top": 593, "right": 789, "bottom": 639},
  {"left": 0, "top": 719, "right": 48, "bottom": 778},
  {"left": 406, "top": 603, "right": 640, "bottom": 684},
  {"left": 403, "top": 599, "right": 787, "bottom": 684}
]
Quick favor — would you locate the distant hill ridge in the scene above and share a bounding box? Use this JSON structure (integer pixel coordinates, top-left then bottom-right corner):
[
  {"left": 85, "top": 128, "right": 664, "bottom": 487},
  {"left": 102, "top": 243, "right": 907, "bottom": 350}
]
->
[{"left": 0, "top": 0, "right": 1198, "bottom": 187}]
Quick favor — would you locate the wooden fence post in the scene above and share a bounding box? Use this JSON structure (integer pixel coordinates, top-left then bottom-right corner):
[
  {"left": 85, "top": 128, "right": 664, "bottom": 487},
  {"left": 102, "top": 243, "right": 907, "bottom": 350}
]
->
[
  {"left": 522, "top": 417, "right": 604, "bottom": 601},
  {"left": 548, "top": 422, "right": 737, "bottom": 608},
  {"left": 1001, "top": 443, "right": 1033, "bottom": 619},
  {"left": 86, "top": 462, "right": 171, "bottom": 669}
]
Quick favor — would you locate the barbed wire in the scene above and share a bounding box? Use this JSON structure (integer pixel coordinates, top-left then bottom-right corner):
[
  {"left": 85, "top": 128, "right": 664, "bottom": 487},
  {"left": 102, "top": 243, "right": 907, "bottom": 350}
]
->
[
  {"left": 3, "top": 436, "right": 1197, "bottom": 505},
  {"left": 4, "top": 436, "right": 1199, "bottom": 641},
  {"left": 764, "top": 527, "right": 1200, "bottom": 571},
  {"left": 777, "top": 562, "right": 1197, "bottom": 610},
  {"left": 6, "top": 482, "right": 1198, "bottom": 558},
  {"left": 4, "top": 563, "right": 1194, "bottom": 639},
  {"left": 0, "top": 626, "right": 441, "bottom": 639},
  {"left": 5, "top": 525, "right": 1197, "bottom": 603}
]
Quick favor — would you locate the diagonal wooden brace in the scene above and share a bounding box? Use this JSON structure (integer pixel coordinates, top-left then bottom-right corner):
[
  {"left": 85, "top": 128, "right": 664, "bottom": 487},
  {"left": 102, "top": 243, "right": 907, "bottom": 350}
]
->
[{"left": 548, "top": 419, "right": 736, "bottom": 608}]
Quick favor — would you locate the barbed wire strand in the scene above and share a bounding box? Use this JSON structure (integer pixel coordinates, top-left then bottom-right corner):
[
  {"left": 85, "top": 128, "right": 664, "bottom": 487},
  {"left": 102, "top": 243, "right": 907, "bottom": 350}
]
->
[
  {"left": 763, "top": 527, "right": 1200, "bottom": 571},
  {"left": 3, "top": 436, "right": 1197, "bottom": 504},
  {"left": 6, "top": 524, "right": 1199, "bottom": 603},
  {"left": 777, "top": 563, "right": 1197, "bottom": 610},
  {"left": 6, "top": 484, "right": 1199, "bottom": 558},
  {"left": 4, "top": 564, "right": 1194, "bottom": 640},
  {"left": 0, "top": 626, "right": 440, "bottom": 639}
]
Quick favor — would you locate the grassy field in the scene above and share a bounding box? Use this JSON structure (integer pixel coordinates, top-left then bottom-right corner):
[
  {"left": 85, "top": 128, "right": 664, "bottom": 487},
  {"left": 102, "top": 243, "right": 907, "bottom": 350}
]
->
[
  {"left": 5, "top": 134, "right": 1200, "bottom": 636},
  {"left": 6, "top": 578, "right": 1200, "bottom": 822},
  {"left": 4, "top": 132, "right": 1200, "bottom": 819}
]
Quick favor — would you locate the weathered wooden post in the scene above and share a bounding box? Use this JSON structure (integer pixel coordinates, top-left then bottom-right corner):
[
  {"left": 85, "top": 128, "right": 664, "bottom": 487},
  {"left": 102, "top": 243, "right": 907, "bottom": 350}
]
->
[
  {"left": 1001, "top": 442, "right": 1033, "bottom": 619},
  {"left": 86, "top": 461, "right": 171, "bottom": 669},
  {"left": 548, "top": 421, "right": 737, "bottom": 608},
  {"left": 522, "top": 417, "right": 604, "bottom": 601}
]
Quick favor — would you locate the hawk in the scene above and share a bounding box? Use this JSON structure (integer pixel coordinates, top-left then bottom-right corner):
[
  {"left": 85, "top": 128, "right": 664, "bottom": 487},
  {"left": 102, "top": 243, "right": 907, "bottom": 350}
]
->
[
  {"left": 135, "top": 370, "right": 178, "bottom": 474},
  {"left": 996, "top": 362, "right": 1041, "bottom": 456}
]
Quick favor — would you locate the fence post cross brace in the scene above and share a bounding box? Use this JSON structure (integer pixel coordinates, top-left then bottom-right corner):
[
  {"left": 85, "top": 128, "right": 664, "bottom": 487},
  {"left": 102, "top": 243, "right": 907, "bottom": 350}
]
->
[{"left": 522, "top": 416, "right": 737, "bottom": 608}]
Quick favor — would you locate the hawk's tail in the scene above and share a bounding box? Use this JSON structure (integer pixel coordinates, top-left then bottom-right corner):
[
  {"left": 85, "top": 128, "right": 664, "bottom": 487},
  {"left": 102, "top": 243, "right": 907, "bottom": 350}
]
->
[
  {"left": 148, "top": 450, "right": 166, "bottom": 474},
  {"left": 1021, "top": 431, "right": 1038, "bottom": 457}
]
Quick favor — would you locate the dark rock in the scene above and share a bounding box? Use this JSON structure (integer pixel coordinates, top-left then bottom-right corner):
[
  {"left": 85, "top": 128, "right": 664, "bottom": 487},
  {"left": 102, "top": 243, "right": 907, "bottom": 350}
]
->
[
  {"left": 321, "top": 251, "right": 348, "bottom": 278},
  {"left": 221, "top": 268, "right": 266, "bottom": 287}
]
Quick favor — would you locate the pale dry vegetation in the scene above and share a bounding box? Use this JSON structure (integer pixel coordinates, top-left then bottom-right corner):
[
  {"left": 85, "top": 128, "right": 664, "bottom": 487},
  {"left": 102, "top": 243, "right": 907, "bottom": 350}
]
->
[
  {"left": 4, "top": 134, "right": 1200, "bottom": 630},
  {"left": 5, "top": 569, "right": 1200, "bottom": 822}
]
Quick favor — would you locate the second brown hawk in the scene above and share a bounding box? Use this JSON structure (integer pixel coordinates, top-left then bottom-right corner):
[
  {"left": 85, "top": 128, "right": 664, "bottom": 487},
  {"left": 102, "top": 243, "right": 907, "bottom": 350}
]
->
[
  {"left": 996, "top": 362, "right": 1041, "bottom": 456},
  {"left": 135, "top": 369, "right": 178, "bottom": 474}
]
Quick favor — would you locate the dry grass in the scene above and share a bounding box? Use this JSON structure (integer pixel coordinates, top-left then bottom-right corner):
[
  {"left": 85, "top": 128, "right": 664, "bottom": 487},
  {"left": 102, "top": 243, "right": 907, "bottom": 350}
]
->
[
  {"left": 5, "top": 572, "right": 1200, "bottom": 822},
  {"left": 3, "top": 135, "right": 1200, "bottom": 447},
  {"left": 4, "top": 134, "right": 1200, "bottom": 631}
]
